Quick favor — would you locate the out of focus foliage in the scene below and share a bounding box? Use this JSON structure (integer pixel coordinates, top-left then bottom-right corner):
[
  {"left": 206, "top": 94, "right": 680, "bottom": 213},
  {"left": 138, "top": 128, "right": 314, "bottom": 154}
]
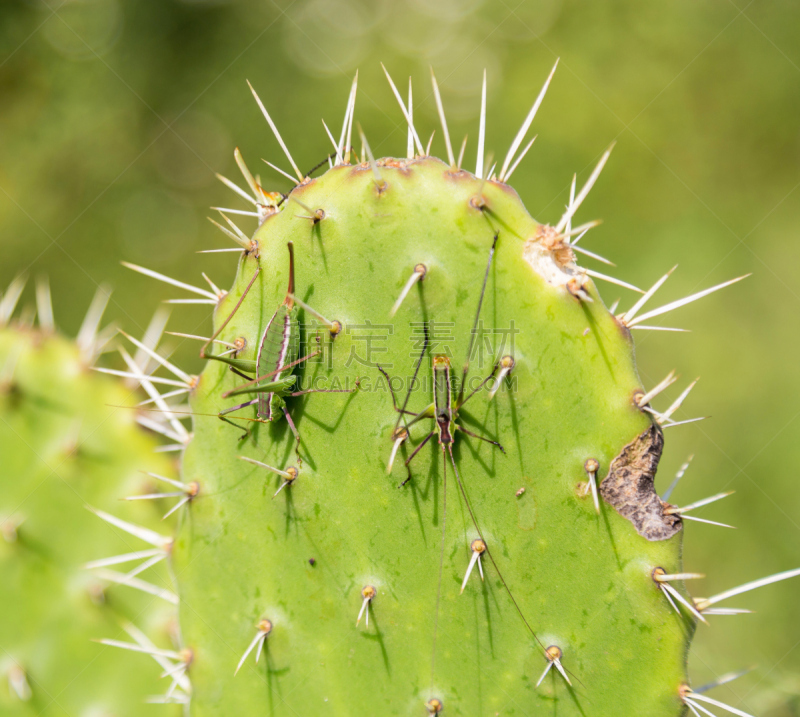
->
[{"left": 1, "top": 0, "right": 799, "bottom": 713}]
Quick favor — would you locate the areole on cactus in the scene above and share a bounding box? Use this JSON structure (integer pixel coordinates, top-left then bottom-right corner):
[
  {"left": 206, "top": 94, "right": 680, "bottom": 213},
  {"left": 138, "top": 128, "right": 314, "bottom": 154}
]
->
[{"left": 89, "top": 63, "right": 799, "bottom": 716}]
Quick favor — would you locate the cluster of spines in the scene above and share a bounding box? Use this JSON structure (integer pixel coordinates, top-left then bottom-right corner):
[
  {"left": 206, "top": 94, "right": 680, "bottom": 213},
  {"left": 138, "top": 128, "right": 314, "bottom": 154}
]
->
[
  {"left": 0, "top": 277, "right": 192, "bottom": 709},
  {"left": 72, "top": 64, "right": 800, "bottom": 717}
]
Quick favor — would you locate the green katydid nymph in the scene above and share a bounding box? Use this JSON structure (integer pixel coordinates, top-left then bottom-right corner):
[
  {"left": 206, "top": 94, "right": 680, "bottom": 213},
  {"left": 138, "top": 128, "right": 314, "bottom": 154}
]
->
[
  {"left": 381, "top": 232, "right": 507, "bottom": 483},
  {"left": 201, "top": 241, "right": 352, "bottom": 447}
]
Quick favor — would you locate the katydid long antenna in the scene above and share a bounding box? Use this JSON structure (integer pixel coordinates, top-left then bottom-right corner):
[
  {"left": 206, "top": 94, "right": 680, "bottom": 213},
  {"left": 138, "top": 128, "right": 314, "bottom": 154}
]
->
[{"left": 457, "top": 232, "right": 499, "bottom": 408}]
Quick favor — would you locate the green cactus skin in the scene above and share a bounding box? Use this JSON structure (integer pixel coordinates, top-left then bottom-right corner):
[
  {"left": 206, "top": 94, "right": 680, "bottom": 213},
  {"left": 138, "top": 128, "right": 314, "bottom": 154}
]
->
[
  {"left": 168, "top": 155, "right": 693, "bottom": 717},
  {"left": 0, "top": 317, "right": 180, "bottom": 715}
]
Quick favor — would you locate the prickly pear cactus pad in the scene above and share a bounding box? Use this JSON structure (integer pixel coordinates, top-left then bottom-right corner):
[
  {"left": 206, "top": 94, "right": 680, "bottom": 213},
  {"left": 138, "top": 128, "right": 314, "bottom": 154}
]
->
[
  {"left": 177, "top": 157, "right": 691, "bottom": 716},
  {"left": 117, "top": 66, "right": 798, "bottom": 717},
  {"left": 0, "top": 287, "right": 180, "bottom": 715}
]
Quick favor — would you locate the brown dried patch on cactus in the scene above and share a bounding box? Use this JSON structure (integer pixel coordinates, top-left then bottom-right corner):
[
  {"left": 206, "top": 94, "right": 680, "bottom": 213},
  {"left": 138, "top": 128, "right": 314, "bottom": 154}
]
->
[{"left": 600, "top": 425, "right": 682, "bottom": 541}]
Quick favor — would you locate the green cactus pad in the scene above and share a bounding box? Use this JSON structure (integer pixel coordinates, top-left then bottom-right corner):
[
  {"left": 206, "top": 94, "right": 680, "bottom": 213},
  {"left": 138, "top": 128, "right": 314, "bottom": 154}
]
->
[
  {"left": 171, "top": 155, "right": 691, "bottom": 716},
  {"left": 0, "top": 316, "right": 180, "bottom": 715}
]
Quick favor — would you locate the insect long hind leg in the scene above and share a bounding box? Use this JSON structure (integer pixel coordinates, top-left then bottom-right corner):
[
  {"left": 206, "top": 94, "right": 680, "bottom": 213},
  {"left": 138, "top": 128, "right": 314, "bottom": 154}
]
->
[
  {"left": 394, "top": 322, "right": 429, "bottom": 436},
  {"left": 219, "top": 398, "right": 259, "bottom": 416},
  {"left": 399, "top": 429, "right": 436, "bottom": 487},
  {"left": 457, "top": 425, "right": 506, "bottom": 454},
  {"left": 218, "top": 398, "right": 261, "bottom": 440},
  {"left": 217, "top": 414, "right": 251, "bottom": 441},
  {"left": 456, "top": 232, "right": 499, "bottom": 407},
  {"left": 223, "top": 350, "right": 321, "bottom": 399},
  {"left": 282, "top": 407, "right": 303, "bottom": 463},
  {"left": 446, "top": 445, "right": 545, "bottom": 653},
  {"left": 201, "top": 266, "right": 260, "bottom": 360},
  {"left": 377, "top": 365, "right": 402, "bottom": 414},
  {"left": 456, "top": 363, "right": 499, "bottom": 411},
  {"left": 289, "top": 386, "right": 356, "bottom": 397},
  {"left": 282, "top": 407, "right": 300, "bottom": 443}
]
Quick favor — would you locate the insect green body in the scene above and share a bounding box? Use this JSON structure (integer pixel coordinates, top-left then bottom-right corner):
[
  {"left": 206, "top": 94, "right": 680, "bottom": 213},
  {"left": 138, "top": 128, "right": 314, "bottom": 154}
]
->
[
  {"left": 255, "top": 298, "right": 299, "bottom": 422},
  {"left": 432, "top": 355, "right": 456, "bottom": 447},
  {"left": 394, "top": 234, "right": 505, "bottom": 476},
  {"left": 216, "top": 241, "right": 349, "bottom": 447}
]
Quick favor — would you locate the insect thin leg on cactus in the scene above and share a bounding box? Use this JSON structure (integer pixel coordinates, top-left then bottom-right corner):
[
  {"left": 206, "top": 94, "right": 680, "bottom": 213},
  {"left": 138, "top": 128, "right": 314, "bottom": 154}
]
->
[
  {"left": 457, "top": 232, "right": 498, "bottom": 407},
  {"left": 447, "top": 443, "right": 546, "bottom": 653}
]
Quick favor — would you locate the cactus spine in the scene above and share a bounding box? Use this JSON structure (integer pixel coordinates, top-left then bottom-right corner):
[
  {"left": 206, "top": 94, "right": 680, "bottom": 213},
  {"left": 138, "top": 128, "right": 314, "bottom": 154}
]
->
[{"left": 97, "top": 66, "right": 798, "bottom": 716}]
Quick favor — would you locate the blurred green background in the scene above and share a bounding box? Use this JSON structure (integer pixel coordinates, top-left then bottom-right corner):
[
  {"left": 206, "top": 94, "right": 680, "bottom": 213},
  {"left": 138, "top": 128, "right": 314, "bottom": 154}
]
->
[{"left": 1, "top": 0, "right": 798, "bottom": 713}]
